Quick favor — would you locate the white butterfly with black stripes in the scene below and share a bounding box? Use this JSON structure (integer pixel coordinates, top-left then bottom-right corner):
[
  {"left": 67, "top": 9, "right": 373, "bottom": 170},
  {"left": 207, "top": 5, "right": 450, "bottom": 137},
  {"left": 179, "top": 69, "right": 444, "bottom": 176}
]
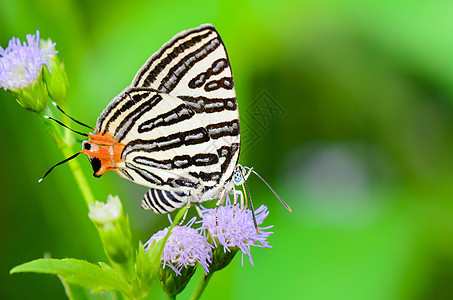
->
[
  {"left": 82, "top": 24, "right": 246, "bottom": 213},
  {"left": 41, "top": 24, "right": 290, "bottom": 215}
]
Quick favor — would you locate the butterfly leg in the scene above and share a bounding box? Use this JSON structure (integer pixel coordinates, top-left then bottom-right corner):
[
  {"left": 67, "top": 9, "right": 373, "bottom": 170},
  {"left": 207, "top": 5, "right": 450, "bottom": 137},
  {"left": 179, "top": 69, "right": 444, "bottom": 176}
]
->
[
  {"left": 215, "top": 188, "right": 229, "bottom": 226},
  {"left": 232, "top": 188, "right": 245, "bottom": 217},
  {"left": 178, "top": 206, "right": 190, "bottom": 225},
  {"left": 233, "top": 188, "right": 245, "bottom": 207},
  {"left": 215, "top": 188, "right": 228, "bottom": 207},
  {"left": 194, "top": 204, "right": 203, "bottom": 218},
  {"left": 232, "top": 188, "right": 238, "bottom": 216},
  {"left": 239, "top": 190, "right": 245, "bottom": 208},
  {"left": 178, "top": 193, "right": 196, "bottom": 225}
]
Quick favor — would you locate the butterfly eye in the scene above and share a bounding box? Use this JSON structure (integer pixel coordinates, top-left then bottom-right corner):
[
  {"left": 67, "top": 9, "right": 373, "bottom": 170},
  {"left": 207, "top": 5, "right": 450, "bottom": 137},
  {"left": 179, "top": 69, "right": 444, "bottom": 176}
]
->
[
  {"left": 82, "top": 141, "right": 91, "bottom": 151},
  {"left": 233, "top": 170, "right": 243, "bottom": 184}
]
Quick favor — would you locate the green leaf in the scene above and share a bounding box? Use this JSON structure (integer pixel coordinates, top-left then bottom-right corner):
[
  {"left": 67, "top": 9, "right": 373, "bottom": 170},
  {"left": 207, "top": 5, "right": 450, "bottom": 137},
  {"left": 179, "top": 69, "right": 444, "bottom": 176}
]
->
[
  {"left": 59, "top": 275, "right": 90, "bottom": 300},
  {"left": 135, "top": 230, "right": 171, "bottom": 297},
  {"left": 147, "top": 238, "right": 166, "bottom": 274},
  {"left": 59, "top": 278, "right": 119, "bottom": 300},
  {"left": 136, "top": 241, "right": 153, "bottom": 291},
  {"left": 11, "top": 258, "right": 132, "bottom": 296}
]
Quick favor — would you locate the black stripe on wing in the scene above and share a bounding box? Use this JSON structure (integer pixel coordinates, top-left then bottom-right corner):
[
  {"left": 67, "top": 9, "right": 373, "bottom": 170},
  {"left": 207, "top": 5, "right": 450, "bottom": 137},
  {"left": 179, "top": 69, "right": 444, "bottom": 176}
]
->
[
  {"left": 97, "top": 88, "right": 160, "bottom": 136},
  {"left": 206, "top": 120, "right": 239, "bottom": 139},
  {"left": 122, "top": 120, "right": 239, "bottom": 157},
  {"left": 141, "top": 189, "right": 189, "bottom": 214},
  {"left": 122, "top": 127, "right": 210, "bottom": 156},
  {"left": 132, "top": 24, "right": 217, "bottom": 89},
  {"left": 157, "top": 37, "right": 221, "bottom": 93},
  {"left": 114, "top": 94, "right": 163, "bottom": 142},
  {"left": 125, "top": 162, "right": 164, "bottom": 185},
  {"left": 217, "top": 143, "right": 240, "bottom": 183},
  {"left": 125, "top": 162, "right": 198, "bottom": 189},
  {"left": 177, "top": 95, "right": 237, "bottom": 114},
  {"left": 132, "top": 153, "right": 219, "bottom": 170},
  {"left": 137, "top": 104, "right": 195, "bottom": 134},
  {"left": 131, "top": 24, "right": 238, "bottom": 115},
  {"left": 188, "top": 58, "right": 229, "bottom": 89}
]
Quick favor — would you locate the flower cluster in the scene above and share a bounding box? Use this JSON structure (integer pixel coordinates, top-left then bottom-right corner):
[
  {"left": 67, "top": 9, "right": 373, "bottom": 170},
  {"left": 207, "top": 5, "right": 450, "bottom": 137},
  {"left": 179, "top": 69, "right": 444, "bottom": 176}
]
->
[
  {"left": 143, "top": 194, "right": 274, "bottom": 297},
  {"left": 0, "top": 30, "right": 68, "bottom": 112},
  {"left": 0, "top": 31, "right": 56, "bottom": 91},
  {"left": 200, "top": 201, "right": 273, "bottom": 266},
  {"left": 144, "top": 217, "right": 213, "bottom": 275},
  {"left": 145, "top": 199, "right": 273, "bottom": 277}
]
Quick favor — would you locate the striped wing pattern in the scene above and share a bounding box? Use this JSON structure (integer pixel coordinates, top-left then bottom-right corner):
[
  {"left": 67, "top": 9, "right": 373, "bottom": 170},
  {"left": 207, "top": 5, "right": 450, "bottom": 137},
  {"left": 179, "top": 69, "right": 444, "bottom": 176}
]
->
[
  {"left": 141, "top": 189, "right": 189, "bottom": 214},
  {"left": 95, "top": 24, "right": 240, "bottom": 213}
]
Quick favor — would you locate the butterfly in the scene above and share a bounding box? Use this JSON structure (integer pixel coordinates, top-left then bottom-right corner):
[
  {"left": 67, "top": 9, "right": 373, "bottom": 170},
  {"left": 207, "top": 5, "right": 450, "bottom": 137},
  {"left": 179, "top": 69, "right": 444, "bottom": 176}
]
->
[{"left": 41, "top": 24, "right": 290, "bottom": 216}]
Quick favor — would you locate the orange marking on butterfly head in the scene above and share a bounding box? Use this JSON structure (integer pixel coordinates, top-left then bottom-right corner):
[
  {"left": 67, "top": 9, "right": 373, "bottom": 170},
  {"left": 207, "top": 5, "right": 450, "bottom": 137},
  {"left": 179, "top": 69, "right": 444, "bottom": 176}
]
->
[{"left": 81, "top": 133, "right": 125, "bottom": 178}]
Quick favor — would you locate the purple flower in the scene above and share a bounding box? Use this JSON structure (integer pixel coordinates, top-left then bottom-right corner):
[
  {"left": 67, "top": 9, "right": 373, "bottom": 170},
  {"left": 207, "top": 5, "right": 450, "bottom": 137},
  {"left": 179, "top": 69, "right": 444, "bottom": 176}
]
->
[
  {"left": 0, "top": 31, "right": 57, "bottom": 90},
  {"left": 200, "top": 198, "right": 274, "bottom": 266},
  {"left": 144, "top": 217, "right": 213, "bottom": 275}
]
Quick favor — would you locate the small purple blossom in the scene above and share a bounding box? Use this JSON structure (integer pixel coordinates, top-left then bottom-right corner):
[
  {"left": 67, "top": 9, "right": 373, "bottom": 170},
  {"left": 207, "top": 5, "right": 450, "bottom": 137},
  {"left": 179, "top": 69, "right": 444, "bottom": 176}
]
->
[
  {"left": 144, "top": 217, "right": 213, "bottom": 275},
  {"left": 200, "top": 198, "right": 274, "bottom": 266},
  {"left": 0, "top": 30, "right": 57, "bottom": 90}
]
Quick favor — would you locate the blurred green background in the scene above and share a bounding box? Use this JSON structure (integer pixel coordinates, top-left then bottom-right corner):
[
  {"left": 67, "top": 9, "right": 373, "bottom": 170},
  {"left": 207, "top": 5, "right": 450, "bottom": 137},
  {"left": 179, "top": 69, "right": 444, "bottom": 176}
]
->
[{"left": 2, "top": 0, "right": 453, "bottom": 299}]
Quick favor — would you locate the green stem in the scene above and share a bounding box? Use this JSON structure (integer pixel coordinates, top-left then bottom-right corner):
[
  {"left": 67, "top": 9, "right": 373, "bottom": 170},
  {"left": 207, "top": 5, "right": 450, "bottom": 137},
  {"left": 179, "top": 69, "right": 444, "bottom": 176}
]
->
[
  {"left": 62, "top": 145, "right": 95, "bottom": 205},
  {"left": 190, "top": 272, "right": 213, "bottom": 300},
  {"left": 166, "top": 294, "right": 177, "bottom": 300},
  {"left": 38, "top": 106, "right": 95, "bottom": 207}
]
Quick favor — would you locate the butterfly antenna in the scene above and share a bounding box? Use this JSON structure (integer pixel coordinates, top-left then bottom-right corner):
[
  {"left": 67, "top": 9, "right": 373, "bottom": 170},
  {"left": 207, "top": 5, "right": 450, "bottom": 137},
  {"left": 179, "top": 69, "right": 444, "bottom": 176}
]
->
[
  {"left": 44, "top": 115, "right": 89, "bottom": 137},
  {"left": 38, "top": 152, "right": 82, "bottom": 183},
  {"left": 241, "top": 169, "right": 258, "bottom": 233},
  {"left": 52, "top": 101, "right": 94, "bottom": 130},
  {"left": 250, "top": 168, "right": 292, "bottom": 212}
]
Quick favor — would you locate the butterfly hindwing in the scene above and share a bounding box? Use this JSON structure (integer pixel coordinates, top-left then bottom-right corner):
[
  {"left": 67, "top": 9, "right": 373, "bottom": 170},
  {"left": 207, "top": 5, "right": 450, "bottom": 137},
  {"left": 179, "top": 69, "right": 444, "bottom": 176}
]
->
[{"left": 141, "top": 189, "right": 188, "bottom": 213}]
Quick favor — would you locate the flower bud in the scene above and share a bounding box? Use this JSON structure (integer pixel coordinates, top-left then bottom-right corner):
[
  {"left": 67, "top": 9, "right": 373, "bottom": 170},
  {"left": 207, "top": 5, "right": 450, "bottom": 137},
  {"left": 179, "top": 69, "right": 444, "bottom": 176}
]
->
[
  {"left": 89, "top": 195, "right": 134, "bottom": 280},
  {"left": 160, "top": 265, "right": 196, "bottom": 297},
  {"left": 208, "top": 240, "right": 238, "bottom": 272},
  {"left": 40, "top": 38, "right": 69, "bottom": 104},
  {"left": 10, "top": 73, "right": 48, "bottom": 112}
]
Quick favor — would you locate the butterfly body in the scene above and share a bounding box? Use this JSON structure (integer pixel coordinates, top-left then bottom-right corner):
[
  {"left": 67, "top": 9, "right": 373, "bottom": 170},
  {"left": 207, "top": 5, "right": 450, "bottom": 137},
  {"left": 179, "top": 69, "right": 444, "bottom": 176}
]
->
[{"left": 82, "top": 25, "right": 241, "bottom": 213}]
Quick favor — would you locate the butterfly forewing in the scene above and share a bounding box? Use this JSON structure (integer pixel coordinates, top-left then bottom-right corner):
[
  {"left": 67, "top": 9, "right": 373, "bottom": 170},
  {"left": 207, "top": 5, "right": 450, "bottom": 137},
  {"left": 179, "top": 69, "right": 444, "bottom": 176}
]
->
[
  {"left": 93, "top": 24, "right": 240, "bottom": 213},
  {"left": 132, "top": 24, "right": 240, "bottom": 185},
  {"left": 132, "top": 24, "right": 236, "bottom": 99}
]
